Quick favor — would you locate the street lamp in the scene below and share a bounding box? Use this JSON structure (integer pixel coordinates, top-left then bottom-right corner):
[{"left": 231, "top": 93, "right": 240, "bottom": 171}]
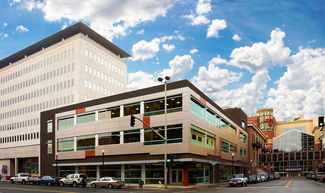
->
[
  {"left": 232, "top": 153, "right": 234, "bottom": 176},
  {"left": 251, "top": 160, "right": 252, "bottom": 175},
  {"left": 102, "top": 149, "right": 105, "bottom": 178},
  {"left": 56, "top": 153, "right": 58, "bottom": 177},
  {"left": 17, "top": 155, "right": 20, "bottom": 174},
  {"left": 158, "top": 75, "right": 171, "bottom": 189}
]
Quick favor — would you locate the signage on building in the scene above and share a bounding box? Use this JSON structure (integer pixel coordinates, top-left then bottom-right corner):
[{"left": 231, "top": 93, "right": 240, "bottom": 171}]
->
[
  {"left": 285, "top": 168, "right": 302, "bottom": 171},
  {"left": 210, "top": 161, "right": 218, "bottom": 165},
  {"left": 319, "top": 164, "right": 323, "bottom": 168},
  {"left": 2, "top": 165, "right": 7, "bottom": 174}
]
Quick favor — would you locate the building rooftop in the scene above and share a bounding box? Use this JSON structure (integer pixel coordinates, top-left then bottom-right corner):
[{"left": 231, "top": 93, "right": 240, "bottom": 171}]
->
[{"left": 0, "top": 22, "right": 131, "bottom": 70}]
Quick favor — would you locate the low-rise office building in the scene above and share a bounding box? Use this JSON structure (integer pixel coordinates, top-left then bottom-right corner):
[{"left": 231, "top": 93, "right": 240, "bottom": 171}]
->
[{"left": 40, "top": 80, "right": 249, "bottom": 185}]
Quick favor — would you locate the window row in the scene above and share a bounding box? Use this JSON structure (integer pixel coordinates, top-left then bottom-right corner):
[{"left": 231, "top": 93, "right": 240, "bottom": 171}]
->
[
  {"left": 190, "top": 125, "right": 215, "bottom": 149},
  {"left": 84, "top": 80, "right": 119, "bottom": 96},
  {"left": 1, "top": 118, "right": 39, "bottom": 131},
  {"left": 85, "top": 49, "right": 124, "bottom": 76},
  {"left": 1, "top": 48, "right": 75, "bottom": 85},
  {"left": 221, "top": 139, "right": 237, "bottom": 153},
  {"left": 85, "top": 65, "right": 124, "bottom": 87},
  {"left": 54, "top": 124, "right": 183, "bottom": 153},
  {"left": 0, "top": 132, "right": 39, "bottom": 144},
  {"left": 1, "top": 79, "right": 75, "bottom": 117}
]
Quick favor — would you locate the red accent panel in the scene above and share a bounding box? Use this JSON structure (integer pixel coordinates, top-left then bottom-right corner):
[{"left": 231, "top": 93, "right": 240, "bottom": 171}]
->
[
  {"left": 76, "top": 108, "right": 86, "bottom": 114},
  {"left": 200, "top": 97, "right": 206, "bottom": 105},
  {"left": 183, "top": 162, "right": 189, "bottom": 186},
  {"left": 85, "top": 150, "right": 95, "bottom": 157},
  {"left": 143, "top": 117, "right": 150, "bottom": 128}
]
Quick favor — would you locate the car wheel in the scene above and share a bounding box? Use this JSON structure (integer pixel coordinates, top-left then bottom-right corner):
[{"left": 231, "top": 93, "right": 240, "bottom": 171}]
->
[
  {"left": 73, "top": 182, "right": 77, "bottom": 187},
  {"left": 22, "top": 180, "right": 26, "bottom": 185},
  {"left": 245, "top": 182, "right": 248, "bottom": 186},
  {"left": 48, "top": 181, "right": 52, "bottom": 186},
  {"left": 92, "top": 183, "right": 96, "bottom": 188},
  {"left": 82, "top": 184, "right": 87, "bottom": 187},
  {"left": 108, "top": 184, "right": 113, "bottom": 189},
  {"left": 37, "top": 181, "right": 40, "bottom": 185},
  {"left": 10, "top": 180, "right": 14, "bottom": 184},
  {"left": 60, "top": 182, "right": 64, "bottom": 187}
]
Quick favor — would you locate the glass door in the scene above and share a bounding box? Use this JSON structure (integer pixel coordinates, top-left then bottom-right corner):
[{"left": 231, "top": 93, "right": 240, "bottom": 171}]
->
[{"left": 170, "top": 169, "right": 183, "bottom": 184}]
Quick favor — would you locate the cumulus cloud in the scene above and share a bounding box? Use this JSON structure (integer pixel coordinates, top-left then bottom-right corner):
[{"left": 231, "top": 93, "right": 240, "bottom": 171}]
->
[
  {"left": 16, "top": 25, "right": 29, "bottom": 33},
  {"left": 127, "top": 70, "right": 159, "bottom": 91},
  {"left": 190, "top": 48, "right": 198, "bottom": 54},
  {"left": 3, "top": 23, "right": 7, "bottom": 27},
  {"left": 209, "top": 55, "right": 227, "bottom": 65},
  {"left": 183, "top": 13, "right": 210, "bottom": 25},
  {"left": 196, "top": 0, "right": 212, "bottom": 15},
  {"left": 265, "top": 47, "right": 325, "bottom": 121},
  {"left": 232, "top": 34, "right": 241, "bottom": 41},
  {"left": 162, "top": 44, "right": 175, "bottom": 52},
  {"left": 161, "top": 35, "right": 174, "bottom": 43},
  {"left": 207, "top": 19, "right": 227, "bottom": 38},
  {"left": 131, "top": 38, "right": 161, "bottom": 61},
  {"left": 228, "top": 28, "right": 293, "bottom": 73},
  {"left": 160, "top": 55, "right": 194, "bottom": 81},
  {"left": 307, "top": 39, "right": 315, "bottom": 43},
  {"left": 15, "top": 0, "right": 174, "bottom": 41},
  {"left": 136, "top": 29, "right": 144, "bottom": 35}
]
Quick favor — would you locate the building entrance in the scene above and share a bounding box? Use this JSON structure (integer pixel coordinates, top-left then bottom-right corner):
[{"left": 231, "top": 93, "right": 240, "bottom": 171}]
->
[
  {"left": 287, "top": 171, "right": 300, "bottom": 177},
  {"left": 170, "top": 169, "right": 183, "bottom": 184}
]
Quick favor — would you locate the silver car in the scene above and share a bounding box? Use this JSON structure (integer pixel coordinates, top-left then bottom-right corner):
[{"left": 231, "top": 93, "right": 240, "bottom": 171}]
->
[
  {"left": 256, "top": 174, "right": 262, "bottom": 183},
  {"left": 259, "top": 173, "right": 266, "bottom": 182}
]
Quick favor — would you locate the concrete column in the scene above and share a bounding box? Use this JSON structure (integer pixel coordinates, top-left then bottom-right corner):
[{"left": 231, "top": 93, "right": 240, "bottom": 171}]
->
[
  {"left": 121, "top": 164, "right": 125, "bottom": 181},
  {"left": 95, "top": 134, "right": 98, "bottom": 146},
  {"left": 15, "top": 157, "right": 18, "bottom": 175},
  {"left": 95, "top": 110, "right": 98, "bottom": 121},
  {"left": 96, "top": 165, "right": 100, "bottom": 180},
  {"left": 183, "top": 162, "right": 189, "bottom": 186},
  {"left": 120, "top": 131, "right": 124, "bottom": 144},
  {"left": 140, "top": 129, "right": 144, "bottom": 142},
  {"left": 140, "top": 101, "right": 144, "bottom": 114},
  {"left": 141, "top": 164, "right": 145, "bottom": 183},
  {"left": 74, "top": 137, "right": 77, "bottom": 151},
  {"left": 120, "top": 105, "right": 123, "bottom": 117},
  {"left": 74, "top": 115, "right": 77, "bottom": 125}
]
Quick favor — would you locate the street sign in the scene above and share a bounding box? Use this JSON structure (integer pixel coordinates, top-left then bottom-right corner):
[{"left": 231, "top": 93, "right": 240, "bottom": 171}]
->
[
  {"left": 319, "top": 164, "right": 323, "bottom": 168},
  {"left": 210, "top": 161, "right": 218, "bottom": 165},
  {"left": 267, "top": 167, "right": 270, "bottom": 170},
  {"left": 253, "top": 163, "right": 256, "bottom": 167}
]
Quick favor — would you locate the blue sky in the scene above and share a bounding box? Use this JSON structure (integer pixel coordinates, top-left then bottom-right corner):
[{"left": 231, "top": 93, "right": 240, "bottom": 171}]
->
[{"left": 1, "top": 0, "right": 325, "bottom": 121}]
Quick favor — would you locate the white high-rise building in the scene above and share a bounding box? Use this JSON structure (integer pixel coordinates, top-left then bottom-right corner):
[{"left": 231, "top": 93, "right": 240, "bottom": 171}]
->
[{"left": 0, "top": 22, "right": 130, "bottom": 175}]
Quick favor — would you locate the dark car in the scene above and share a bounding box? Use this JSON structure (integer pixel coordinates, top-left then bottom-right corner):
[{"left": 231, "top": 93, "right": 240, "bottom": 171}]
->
[
  {"left": 37, "top": 176, "right": 60, "bottom": 186},
  {"left": 248, "top": 175, "right": 257, "bottom": 183}
]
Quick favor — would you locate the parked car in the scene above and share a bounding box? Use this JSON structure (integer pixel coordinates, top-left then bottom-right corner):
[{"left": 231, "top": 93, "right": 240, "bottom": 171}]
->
[
  {"left": 306, "top": 174, "right": 310, "bottom": 179},
  {"left": 274, "top": 174, "right": 280, "bottom": 179},
  {"left": 256, "top": 174, "right": 262, "bottom": 183},
  {"left": 229, "top": 174, "right": 248, "bottom": 187},
  {"left": 314, "top": 172, "right": 324, "bottom": 181},
  {"left": 59, "top": 173, "right": 88, "bottom": 187},
  {"left": 10, "top": 173, "right": 39, "bottom": 185},
  {"left": 248, "top": 175, "right": 257, "bottom": 184},
  {"left": 259, "top": 173, "right": 266, "bottom": 182},
  {"left": 311, "top": 174, "right": 315, "bottom": 179},
  {"left": 269, "top": 174, "right": 274, "bottom": 180},
  {"left": 265, "top": 173, "right": 270, "bottom": 181},
  {"left": 37, "top": 176, "right": 60, "bottom": 186},
  {"left": 91, "top": 177, "right": 124, "bottom": 189},
  {"left": 319, "top": 175, "right": 325, "bottom": 183}
]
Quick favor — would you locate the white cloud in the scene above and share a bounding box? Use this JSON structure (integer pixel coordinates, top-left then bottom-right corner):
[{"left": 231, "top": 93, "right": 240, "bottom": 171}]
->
[
  {"left": 232, "top": 34, "right": 241, "bottom": 41},
  {"left": 207, "top": 19, "right": 227, "bottom": 38},
  {"left": 136, "top": 29, "right": 144, "bottom": 35},
  {"left": 62, "top": 22, "right": 67, "bottom": 30},
  {"left": 162, "top": 44, "right": 175, "bottom": 52},
  {"left": 3, "top": 23, "right": 7, "bottom": 27},
  {"left": 161, "top": 55, "right": 194, "bottom": 81},
  {"left": 127, "top": 70, "right": 159, "bottom": 91},
  {"left": 196, "top": 0, "right": 211, "bottom": 15},
  {"left": 3, "top": 34, "right": 8, "bottom": 38},
  {"left": 174, "top": 30, "right": 179, "bottom": 33},
  {"left": 307, "top": 39, "right": 315, "bottom": 43},
  {"left": 209, "top": 55, "right": 227, "bottom": 65},
  {"left": 18, "top": 0, "right": 175, "bottom": 41},
  {"left": 228, "top": 28, "right": 293, "bottom": 73},
  {"left": 161, "top": 35, "right": 174, "bottom": 43},
  {"left": 183, "top": 13, "right": 210, "bottom": 26},
  {"left": 265, "top": 47, "right": 325, "bottom": 121},
  {"left": 131, "top": 38, "right": 161, "bottom": 61},
  {"left": 190, "top": 48, "right": 198, "bottom": 54},
  {"left": 176, "top": 34, "right": 185, "bottom": 41},
  {"left": 16, "top": 25, "right": 29, "bottom": 33}
]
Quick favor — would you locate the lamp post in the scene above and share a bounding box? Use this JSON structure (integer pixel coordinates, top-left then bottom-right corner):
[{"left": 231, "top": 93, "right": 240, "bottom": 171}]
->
[
  {"left": 17, "top": 155, "right": 19, "bottom": 174},
  {"left": 102, "top": 149, "right": 105, "bottom": 178},
  {"left": 56, "top": 153, "right": 58, "bottom": 177},
  {"left": 158, "top": 76, "right": 171, "bottom": 189},
  {"left": 232, "top": 153, "right": 234, "bottom": 176},
  {"left": 251, "top": 160, "right": 252, "bottom": 175}
]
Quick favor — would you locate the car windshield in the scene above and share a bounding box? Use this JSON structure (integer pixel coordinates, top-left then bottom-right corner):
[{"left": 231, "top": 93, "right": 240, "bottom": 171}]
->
[
  {"left": 249, "top": 175, "right": 256, "bottom": 178},
  {"left": 111, "top": 177, "right": 118, "bottom": 181},
  {"left": 260, "top": 174, "right": 265, "bottom": 177},
  {"left": 232, "top": 175, "right": 243, "bottom": 178}
]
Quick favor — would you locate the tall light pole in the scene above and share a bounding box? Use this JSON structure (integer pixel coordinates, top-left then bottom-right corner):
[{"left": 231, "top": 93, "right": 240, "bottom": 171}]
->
[
  {"left": 56, "top": 153, "right": 58, "bottom": 177},
  {"left": 158, "top": 76, "right": 171, "bottom": 189},
  {"left": 102, "top": 149, "right": 105, "bottom": 178},
  {"left": 232, "top": 153, "right": 234, "bottom": 176},
  {"left": 17, "top": 155, "right": 19, "bottom": 174},
  {"left": 251, "top": 160, "right": 252, "bottom": 175}
]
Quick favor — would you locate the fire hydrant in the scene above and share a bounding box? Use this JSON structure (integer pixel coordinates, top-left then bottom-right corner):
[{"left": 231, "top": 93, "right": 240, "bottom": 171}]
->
[{"left": 159, "top": 181, "right": 161, "bottom": 188}]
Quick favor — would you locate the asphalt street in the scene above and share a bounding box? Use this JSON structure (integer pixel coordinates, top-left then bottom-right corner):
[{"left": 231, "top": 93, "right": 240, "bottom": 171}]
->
[{"left": 0, "top": 178, "right": 324, "bottom": 193}]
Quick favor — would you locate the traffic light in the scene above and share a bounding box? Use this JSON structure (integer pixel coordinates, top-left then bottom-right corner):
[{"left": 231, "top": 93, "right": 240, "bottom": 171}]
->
[
  {"left": 319, "top": 116, "right": 324, "bottom": 127},
  {"left": 170, "top": 154, "right": 174, "bottom": 163},
  {"left": 166, "top": 154, "right": 172, "bottom": 164},
  {"left": 130, "top": 115, "right": 136, "bottom": 127}
]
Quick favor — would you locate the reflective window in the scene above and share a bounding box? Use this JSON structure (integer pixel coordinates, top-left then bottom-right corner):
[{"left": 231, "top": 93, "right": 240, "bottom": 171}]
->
[
  {"left": 190, "top": 97, "right": 205, "bottom": 119},
  {"left": 47, "top": 140, "right": 52, "bottom": 154},
  {"left": 124, "top": 103, "right": 140, "bottom": 116},
  {"left": 144, "top": 95, "right": 182, "bottom": 117},
  {"left": 230, "top": 125, "right": 236, "bottom": 135},
  {"left": 58, "top": 138, "right": 74, "bottom": 152},
  {"left": 240, "top": 132, "right": 246, "bottom": 143},
  {"left": 190, "top": 125, "right": 205, "bottom": 147},
  {"left": 98, "top": 132, "right": 120, "bottom": 145},
  {"left": 273, "top": 130, "right": 315, "bottom": 152},
  {"left": 77, "top": 135, "right": 95, "bottom": 151},
  {"left": 220, "top": 119, "right": 229, "bottom": 130},
  {"left": 206, "top": 109, "right": 215, "bottom": 125},
  {"left": 98, "top": 107, "right": 120, "bottom": 120},
  {"left": 58, "top": 116, "right": 74, "bottom": 130},
  {"left": 124, "top": 130, "right": 140, "bottom": 143},
  {"left": 77, "top": 112, "right": 95, "bottom": 124},
  {"left": 47, "top": 120, "right": 53, "bottom": 133}
]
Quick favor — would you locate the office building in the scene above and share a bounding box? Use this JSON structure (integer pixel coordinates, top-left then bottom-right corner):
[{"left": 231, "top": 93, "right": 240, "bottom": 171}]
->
[{"left": 0, "top": 22, "right": 130, "bottom": 176}]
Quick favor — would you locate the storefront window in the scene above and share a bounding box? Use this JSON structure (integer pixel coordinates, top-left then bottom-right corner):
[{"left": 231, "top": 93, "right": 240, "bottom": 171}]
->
[
  {"left": 189, "top": 163, "right": 204, "bottom": 184},
  {"left": 77, "top": 135, "right": 95, "bottom": 151},
  {"left": 77, "top": 112, "right": 95, "bottom": 124},
  {"left": 144, "top": 95, "right": 182, "bottom": 117},
  {"left": 103, "top": 165, "right": 121, "bottom": 178},
  {"left": 59, "top": 166, "right": 75, "bottom": 178},
  {"left": 145, "top": 163, "right": 164, "bottom": 184},
  {"left": 124, "top": 103, "right": 140, "bottom": 116},
  {"left": 98, "top": 106, "right": 120, "bottom": 120},
  {"left": 78, "top": 166, "right": 97, "bottom": 179},
  {"left": 58, "top": 137, "right": 74, "bottom": 152},
  {"left": 190, "top": 97, "right": 205, "bottom": 120},
  {"left": 58, "top": 116, "right": 74, "bottom": 130},
  {"left": 125, "top": 164, "right": 142, "bottom": 184},
  {"left": 98, "top": 132, "right": 120, "bottom": 145},
  {"left": 124, "top": 130, "right": 140, "bottom": 143}
]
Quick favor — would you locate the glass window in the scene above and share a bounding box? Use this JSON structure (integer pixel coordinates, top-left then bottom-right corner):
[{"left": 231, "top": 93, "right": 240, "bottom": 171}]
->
[
  {"left": 229, "top": 125, "right": 236, "bottom": 135},
  {"left": 47, "top": 120, "right": 53, "bottom": 133},
  {"left": 221, "top": 140, "right": 229, "bottom": 153},
  {"left": 242, "top": 120, "right": 246, "bottom": 129},
  {"left": 124, "top": 103, "right": 140, "bottom": 116},
  {"left": 206, "top": 109, "right": 215, "bottom": 125},
  {"left": 124, "top": 130, "right": 140, "bottom": 143},
  {"left": 240, "top": 132, "right": 246, "bottom": 143},
  {"left": 77, "top": 112, "right": 95, "bottom": 124},
  {"left": 190, "top": 97, "right": 205, "bottom": 119},
  {"left": 98, "top": 132, "right": 120, "bottom": 145},
  {"left": 206, "top": 133, "right": 215, "bottom": 149},
  {"left": 144, "top": 95, "right": 182, "bottom": 117},
  {"left": 125, "top": 164, "right": 142, "bottom": 184},
  {"left": 221, "top": 119, "right": 229, "bottom": 130},
  {"left": 144, "top": 124, "right": 182, "bottom": 145},
  {"left": 98, "top": 107, "right": 120, "bottom": 120},
  {"left": 230, "top": 143, "right": 236, "bottom": 152},
  {"left": 191, "top": 125, "right": 205, "bottom": 147},
  {"left": 58, "top": 116, "right": 74, "bottom": 130},
  {"left": 240, "top": 147, "right": 246, "bottom": 157},
  {"left": 58, "top": 137, "right": 74, "bottom": 152},
  {"left": 47, "top": 140, "right": 52, "bottom": 154},
  {"left": 145, "top": 163, "right": 164, "bottom": 184},
  {"left": 216, "top": 116, "right": 221, "bottom": 127},
  {"left": 77, "top": 135, "right": 95, "bottom": 151}
]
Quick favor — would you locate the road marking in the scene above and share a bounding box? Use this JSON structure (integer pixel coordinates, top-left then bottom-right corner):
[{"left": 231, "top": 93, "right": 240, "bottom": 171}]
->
[
  {"left": 284, "top": 178, "right": 293, "bottom": 187},
  {"left": 0, "top": 187, "right": 76, "bottom": 193}
]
